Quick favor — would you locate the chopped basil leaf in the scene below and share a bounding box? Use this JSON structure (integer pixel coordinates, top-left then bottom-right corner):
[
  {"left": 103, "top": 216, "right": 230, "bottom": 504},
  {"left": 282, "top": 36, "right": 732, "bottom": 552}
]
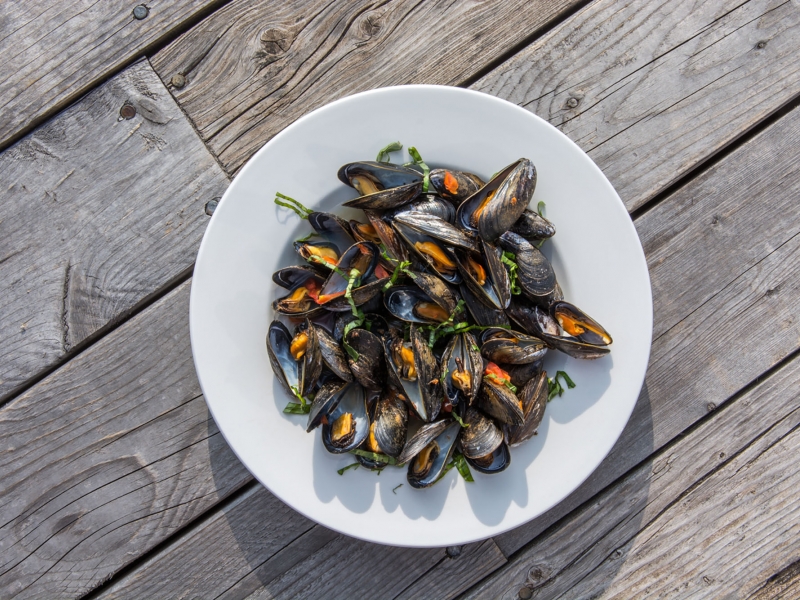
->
[
  {"left": 349, "top": 449, "right": 397, "bottom": 465},
  {"left": 537, "top": 201, "right": 546, "bottom": 217},
  {"left": 337, "top": 462, "right": 360, "bottom": 475},
  {"left": 451, "top": 410, "right": 469, "bottom": 428},
  {"left": 453, "top": 453, "right": 475, "bottom": 482},
  {"left": 294, "top": 231, "right": 319, "bottom": 243},
  {"left": 501, "top": 251, "right": 522, "bottom": 295},
  {"left": 484, "top": 373, "right": 518, "bottom": 393},
  {"left": 274, "top": 192, "right": 313, "bottom": 219},
  {"left": 407, "top": 146, "right": 431, "bottom": 193},
  {"left": 548, "top": 370, "right": 576, "bottom": 401},
  {"left": 283, "top": 402, "right": 311, "bottom": 414},
  {"left": 376, "top": 141, "right": 403, "bottom": 163}
]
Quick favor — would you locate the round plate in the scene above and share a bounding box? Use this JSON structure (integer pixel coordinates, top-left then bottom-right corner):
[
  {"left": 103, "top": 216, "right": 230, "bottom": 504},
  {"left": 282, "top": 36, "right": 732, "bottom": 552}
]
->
[{"left": 190, "top": 85, "right": 652, "bottom": 547}]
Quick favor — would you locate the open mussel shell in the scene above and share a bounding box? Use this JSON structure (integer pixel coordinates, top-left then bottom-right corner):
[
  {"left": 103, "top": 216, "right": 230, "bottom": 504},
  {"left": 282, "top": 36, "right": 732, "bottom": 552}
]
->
[
  {"left": 307, "top": 378, "right": 348, "bottom": 432},
  {"left": 498, "top": 231, "right": 556, "bottom": 306},
  {"left": 460, "top": 283, "right": 509, "bottom": 328},
  {"left": 459, "top": 407, "right": 503, "bottom": 459},
  {"left": 343, "top": 181, "right": 422, "bottom": 210},
  {"left": 345, "top": 327, "right": 386, "bottom": 391},
  {"left": 441, "top": 332, "right": 483, "bottom": 405},
  {"left": 321, "top": 382, "right": 370, "bottom": 453},
  {"left": 510, "top": 208, "right": 556, "bottom": 241},
  {"left": 429, "top": 168, "right": 485, "bottom": 205},
  {"left": 317, "top": 242, "right": 378, "bottom": 305},
  {"left": 456, "top": 159, "right": 536, "bottom": 242},
  {"left": 367, "top": 387, "right": 408, "bottom": 458},
  {"left": 477, "top": 378, "right": 524, "bottom": 426},
  {"left": 338, "top": 161, "right": 423, "bottom": 190},
  {"left": 293, "top": 239, "right": 341, "bottom": 272},
  {"left": 412, "top": 271, "right": 459, "bottom": 313},
  {"left": 266, "top": 320, "right": 321, "bottom": 397},
  {"left": 321, "top": 278, "right": 388, "bottom": 312},
  {"left": 397, "top": 420, "right": 449, "bottom": 465},
  {"left": 313, "top": 324, "right": 353, "bottom": 382},
  {"left": 364, "top": 210, "right": 409, "bottom": 264},
  {"left": 501, "top": 359, "right": 543, "bottom": 389},
  {"left": 404, "top": 421, "right": 461, "bottom": 489},
  {"left": 272, "top": 267, "right": 326, "bottom": 318},
  {"left": 481, "top": 329, "right": 548, "bottom": 365},
  {"left": 541, "top": 334, "right": 611, "bottom": 360},
  {"left": 384, "top": 325, "right": 440, "bottom": 422},
  {"left": 308, "top": 212, "right": 355, "bottom": 255},
  {"left": 506, "top": 300, "right": 559, "bottom": 337},
  {"left": 466, "top": 443, "right": 511, "bottom": 474},
  {"left": 383, "top": 275, "right": 456, "bottom": 324},
  {"left": 393, "top": 212, "right": 478, "bottom": 252},
  {"left": 454, "top": 240, "right": 510, "bottom": 311},
  {"left": 505, "top": 371, "right": 548, "bottom": 446},
  {"left": 551, "top": 301, "right": 613, "bottom": 346},
  {"left": 393, "top": 195, "right": 455, "bottom": 223}
]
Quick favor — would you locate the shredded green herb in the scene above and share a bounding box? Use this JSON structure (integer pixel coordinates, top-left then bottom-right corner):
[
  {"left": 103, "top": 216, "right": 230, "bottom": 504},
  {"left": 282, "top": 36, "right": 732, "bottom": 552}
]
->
[
  {"left": 379, "top": 243, "right": 416, "bottom": 290},
  {"left": 484, "top": 373, "right": 518, "bottom": 393},
  {"left": 438, "top": 452, "right": 474, "bottom": 482},
  {"left": 341, "top": 268, "right": 367, "bottom": 360},
  {"left": 376, "top": 141, "right": 403, "bottom": 163},
  {"left": 407, "top": 146, "right": 431, "bottom": 193},
  {"left": 392, "top": 484, "right": 403, "bottom": 494},
  {"left": 294, "top": 231, "right": 319, "bottom": 243},
  {"left": 274, "top": 192, "right": 313, "bottom": 219},
  {"left": 337, "top": 462, "right": 360, "bottom": 475},
  {"left": 289, "top": 384, "right": 307, "bottom": 407},
  {"left": 283, "top": 402, "right": 311, "bottom": 414},
  {"left": 451, "top": 410, "right": 469, "bottom": 428},
  {"left": 501, "top": 251, "right": 522, "bottom": 295},
  {"left": 349, "top": 449, "right": 397, "bottom": 465},
  {"left": 422, "top": 300, "right": 466, "bottom": 347},
  {"left": 548, "top": 370, "right": 576, "bottom": 401},
  {"left": 537, "top": 200, "right": 546, "bottom": 217}
]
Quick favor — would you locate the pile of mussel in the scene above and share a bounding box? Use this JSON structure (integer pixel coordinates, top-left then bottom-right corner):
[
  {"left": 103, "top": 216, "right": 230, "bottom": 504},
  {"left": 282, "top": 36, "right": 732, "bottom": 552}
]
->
[{"left": 267, "top": 155, "right": 612, "bottom": 489}]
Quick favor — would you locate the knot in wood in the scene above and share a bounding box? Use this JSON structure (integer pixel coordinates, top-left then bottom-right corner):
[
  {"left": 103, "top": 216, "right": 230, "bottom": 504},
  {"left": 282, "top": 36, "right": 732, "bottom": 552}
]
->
[
  {"left": 566, "top": 97, "right": 579, "bottom": 109},
  {"left": 526, "top": 564, "right": 550, "bottom": 584},
  {"left": 260, "top": 27, "right": 293, "bottom": 56},
  {"left": 360, "top": 13, "right": 383, "bottom": 37}
]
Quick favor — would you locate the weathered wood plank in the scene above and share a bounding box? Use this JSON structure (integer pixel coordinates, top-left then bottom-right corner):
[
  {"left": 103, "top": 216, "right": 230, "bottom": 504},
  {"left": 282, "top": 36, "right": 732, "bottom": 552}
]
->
[
  {"left": 462, "top": 350, "right": 800, "bottom": 599},
  {"left": 0, "top": 0, "right": 226, "bottom": 150},
  {"left": 79, "top": 91, "right": 800, "bottom": 600},
  {"left": 472, "top": 0, "right": 800, "bottom": 211},
  {"left": 150, "top": 0, "right": 583, "bottom": 173},
  {"left": 0, "top": 281, "right": 251, "bottom": 599},
  {"left": 0, "top": 59, "right": 229, "bottom": 401},
  {"left": 494, "top": 102, "right": 800, "bottom": 556}
]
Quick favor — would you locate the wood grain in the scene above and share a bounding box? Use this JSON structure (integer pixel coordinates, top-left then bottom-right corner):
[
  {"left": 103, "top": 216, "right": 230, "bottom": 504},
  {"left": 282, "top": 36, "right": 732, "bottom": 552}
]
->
[
  {"left": 75, "top": 93, "right": 800, "bottom": 600},
  {"left": 0, "top": 59, "right": 229, "bottom": 401},
  {"left": 0, "top": 0, "right": 227, "bottom": 150},
  {"left": 473, "top": 0, "right": 800, "bottom": 211},
  {"left": 462, "top": 349, "right": 800, "bottom": 599},
  {"left": 150, "top": 0, "right": 582, "bottom": 173},
  {"left": 0, "top": 281, "right": 251, "bottom": 599},
  {"left": 494, "top": 103, "right": 800, "bottom": 555}
]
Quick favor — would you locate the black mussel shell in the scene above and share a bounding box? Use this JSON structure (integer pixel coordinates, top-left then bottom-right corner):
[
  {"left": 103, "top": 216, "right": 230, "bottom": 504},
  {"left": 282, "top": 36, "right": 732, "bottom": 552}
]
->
[
  {"left": 308, "top": 212, "right": 355, "bottom": 255},
  {"left": 460, "top": 283, "right": 509, "bottom": 327},
  {"left": 272, "top": 265, "right": 324, "bottom": 290},
  {"left": 293, "top": 239, "right": 341, "bottom": 272},
  {"left": 397, "top": 420, "right": 450, "bottom": 465},
  {"left": 510, "top": 208, "right": 556, "bottom": 240},
  {"left": 498, "top": 231, "right": 556, "bottom": 306},
  {"left": 430, "top": 168, "right": 485, "bottom": 205},
  {"left": 321, "top": 382, "right": 370, "bottom": 453},
  {"left": 338, "top": 161, "right": 422, "bottom": 190},
  {"left": 477, "top": 378, "right": 524, "bottom": 426},
  {"left": 343, "top": 182, "right": 422, "bottom": 210},
  {"left": 441, "top": 332, "right": 483, "bottom": 406},
  {"left": 307, "top": 379, "right": 348, "bottom": 432},
  {"left": 551, "top": 301, "right": 613, "bottom": 346},
  {"left": 317, "top": 242, "right": 378, "bottom": 305},
  {"left": 459, "top": 407, "right": 504, "bottom": 459},
  {"left": 481, "top": 330, "right": 547, "bottom": 365},
  {"left": 314, "top": 324, "right": 353, "bottom": 382},
  {"left": 345, "top": 328, "right": 386, "bottom": 391},
  {"left": 272, "top": 268, "right": 326, "bottom": 318},
  {"left": 369, "top": 387, "right": 409, "bottom": 458},
  {"left": 405, "top": 421, "right": 461, "bottom": 488},
  {"left": 393, "top": 195, "right": 455, "bottom": 223},
  {"left": 505, "top": 371, "right": 548, "bottom": 446},
  {"left": 384, "top": 326, "right": 440, "bottom": 422},
  {"left": 454, "top": 240, "right": 510, "bottom": 311},
  {"left": 321, "top": 278, "right": 388, "bottom": 312},
  {"left": 466, "top": 443, "right": 511, "bottom": 474},
  {"left": 500, "top": 359, "right": 543, "bottom": 389},
  {"left": 384, "top": 285, "right": 451, "bottom": 325},
  {"left": 506, "top": 300, "right": 559, "bottom": 337},
  {"left": 266, "top": 319, "right": 322, "bottom": 397}
]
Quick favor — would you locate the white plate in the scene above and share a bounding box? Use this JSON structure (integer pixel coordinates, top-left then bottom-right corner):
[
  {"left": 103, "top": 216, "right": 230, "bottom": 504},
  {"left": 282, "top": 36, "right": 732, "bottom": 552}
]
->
[{"left": 190, "top": 85, "right": 652, "bottom": 548}]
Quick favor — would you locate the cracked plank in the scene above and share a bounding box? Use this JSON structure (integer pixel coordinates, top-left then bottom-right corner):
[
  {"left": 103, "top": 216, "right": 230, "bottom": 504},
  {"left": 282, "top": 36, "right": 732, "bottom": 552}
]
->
[
  {"left": 473, "top": 0, "right": 800, "bottom": 211},
  {"left": 150, "top": 0, "right": 583, "bottom": 173},
  {"left": 0, "top": 59, "right": 229, "bottom": 401},
  {"left": 0, "top": 0, "right": 228, "bottom": 150},
  {"left": 0, "top": 280, "right": 251, "bottom": 599},
  {"left": 463, "top": 348, "right": 800, "bottom": 599},
  {"left": 494, "top": 103, "right": 800, "bottom": 557}
]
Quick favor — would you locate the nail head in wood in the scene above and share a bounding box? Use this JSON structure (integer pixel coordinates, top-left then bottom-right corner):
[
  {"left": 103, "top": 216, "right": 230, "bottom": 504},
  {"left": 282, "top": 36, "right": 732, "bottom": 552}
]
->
[
  {"left": 756, "top": 40, "right": 767, "bottom": 49},
  {"left": 119, "top": 103, "right": 137, "bottom": 119},
  {"left": 518, "top": 586, "right": 533, "bottom": 599},
  {"left": 205, "top": 199, "right": 219, "bottom": 216},
  {"left": 446, "top": 545, "right": 462, "bottom": 558},
  {"left": 566, "top": 97, "right": 579, "bottom": 108},
  {"left": 133, "top": 5, "right": 149, "bottom": 20},
  {"left": 171, "top": 74, "right": 186, "bottom": 89},
  {"left": 707, "top": 402, "right": 717, "bottom": 412}
]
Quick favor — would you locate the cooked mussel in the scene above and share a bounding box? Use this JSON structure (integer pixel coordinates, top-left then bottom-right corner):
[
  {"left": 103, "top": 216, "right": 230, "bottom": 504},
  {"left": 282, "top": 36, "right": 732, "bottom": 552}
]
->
[
  {"left": 430, "top": 168, "right": 485, "bottom": 205},
  {"left": 454, "top": 239, "right": 510, "bottom": 311},
  {"left": 267, "top": 319, "right": 322, "bottom": 398},
  {"left": 307, "top": 212, "right": 355, "bottom": 256},
  {"left": 307, "top": 378, "right": 348, "bottom": 432},
  {"left": 316, "top": 242, "right": 378, "bottom": 305},
  {"left": 345, "top": 327, "right": 386, "bottom": 391},
  {"left": 501, "top": 359, "right": 543, "bottom": 389},
  {"left": 456, "top": 159, "right": 536, "bottom": 242},
  {"left": 504, "top": 371, "right": 548, "bottom": 446},
  {"left": 294, "top": 239, "right": 341, "bottom": 271},
  {"left": 498, "top": 231, "right": 557, "bottom": 307},
  {"left": 314, "top": 324, "right": 353, "bottom": 382},
  {"left": 460, "top": 283, "right": 510, "bottom": 328},
  {"left": 551, "top": 301, "right": 612, "bottom": 346},
  {"left": 272, "top": 267, "right": 326, "bottom": 318},
  {"left": 321, "top": 382, "right": 370, "bottom": 453},
  {"left": 339, "top": 161, "right": 423, "bottom": 210},
  {"left": 510, "top": 208, "right": 556, "bottom": 241},
  {"left": 384, "top": 272, "right": 458, "bottom": 324},
  {"left": 441, "top": 332, "right": 483, "bottom": 406},
  {"left": 459, "top": 407, "right": 503, "bottom": 460},
  {"left": 393, "top": 195, "right": 455, "bottom": 223},
  {"left": 481, "top": 328, "right": 547, "bottom": 365},
  {"left": 363, "top": 387, "right": 408, "bottom": 458},
  {"left": 321, "top": 278, "right": 388, "bottom": 313},
  {"left": 402, "top": 421, "right": 461, "bottom": 488},
  {"left": 384, "top": 325, "right": 440, "bottom": 422},
  {"left": 478, "top": 362, "right": 524, "bottom": 426},
  {"left": 467, "top": 443, "right": 511, "bottom": 474}
]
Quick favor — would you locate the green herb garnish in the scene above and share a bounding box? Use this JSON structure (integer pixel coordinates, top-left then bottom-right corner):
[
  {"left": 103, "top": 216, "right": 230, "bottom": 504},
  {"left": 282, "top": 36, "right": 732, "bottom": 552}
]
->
[
  {"left": 294, "top": 231, "right": 319, "bottom": 243},
  {"left": 349, "top": 449, "right": 397, "bottom": 465},
  {"left": 341, "top": 268, "right": 367, "bottom": 360},
  {"left": 392, "top": 484, "right": 403, "bottom": 494},
  {"left": 407, "top": 146, "right": 431, "bottom": 193},
  {"left": 537, "top": 201, "right": 546, "bottom": 217},
  {"left": 451, "top": 410, "right": 469, "bottom": 428},
  {"left": 283, "top": 402, "right": 311, "bottom": 414},
  {"left": 501, "top": 251, "right": 522, "bottom": 295},
  {"left": 548, "top": 370, "right": 576, "bottom": 401},
  {"left": 376, "top": 141, "right": 403, "bottom": 163},
  {"left": 438, "top": 452, "right": 474, "bottom": 483},
  {"left": 274, "top": 192, "right": 313, "bottom": 219},
  {"left": 422, "top": 300, "right": 466, "bottom": 347},
  {"left": 337, "top": 462, "right": 360, "bottom": 475},
  {"left": 484, "top": 373, "right": 518, "bottom": 393}
]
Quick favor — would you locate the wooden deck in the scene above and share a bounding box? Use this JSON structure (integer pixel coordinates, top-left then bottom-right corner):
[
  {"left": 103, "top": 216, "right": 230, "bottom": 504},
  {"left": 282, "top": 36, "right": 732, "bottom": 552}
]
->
[{"left": 1, "top": 0, "right": 798, "bottom": 598}]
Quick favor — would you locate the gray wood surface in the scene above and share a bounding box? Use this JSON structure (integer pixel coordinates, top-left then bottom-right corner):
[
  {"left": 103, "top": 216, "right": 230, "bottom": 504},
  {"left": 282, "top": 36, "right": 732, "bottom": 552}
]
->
[
  {"left": 0, "top": 281, "right": 250, "bottom": 599},
  {"left": 495, "top": 102, "right": 800, "bottom": 556},
  {"left": 0, "top": 0, "right": 224, "bottom": 150},
  {"left": 463, "top": 350, "right": 800, "bottom": 599},
  {"left": 150, "top": 0, "right": 582, "bottom": 173},
  {"left": 473, "top": 0, "right": 800, "bottom": 211},
  {"left": 57, "top": 85, "right": 800, "bottom": 600},
  {"left": 0, "top": 59, "right": 229, "bottom": 401}
]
